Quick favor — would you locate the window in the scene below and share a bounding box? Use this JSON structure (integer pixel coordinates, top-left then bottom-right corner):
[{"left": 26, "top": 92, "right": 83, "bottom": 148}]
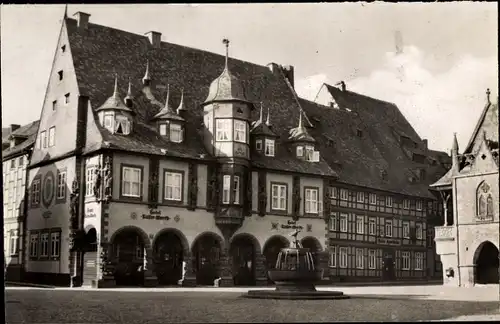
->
[
  {"left": 416, "top": 223, "right": 423, "bottom": 240},
  {"left": 164, "top": 171, "right": 182, "bottom": 201},
  {"left": 304, "top": 188, "right": 318, "bottom": 214},
  {"left": 403, "top": 222, "right": 410, "bottom": 238},
  {"left": 31, "top": 179, "right": 40, "bottom": 206},
  {"left": 115, "top": 117, "right": 131, "bottom": 135},
  {"left": 233, "top": 176, "right": 240, "bottom": 204},
  {"left": 339, "top": 213, "right": 348, "bottom": 233},
  {"left": 56, "top": 171, "right": 67, "bottom": 199},
  {"left": 86, "top": 167, "right": 95, "bottom": 196},
  {"left": 329, "top": 213, "right": 337, "bottom": 231},
  {"left": 50, "top": 232, "right": 61, "bottom": 258},
  {"left": 304, "top": 145, "right": 314, "bottom": 161},
  {"left": 65, "top": 93, "right": 70, "bottom": 104},
  {"left": 356, "top": 192, "right": 365, "bottom": 203},
  {"left": 104, "top": 113, "right": 114, "bottom": 130},
  {"left": 369, "top": 218, "right": 376, "bottom": 235},
  {"left": 369, "top": 193, "right": 377, "bottom": 205},
  {"left": 368, "top": 250, "right": 376, "bottom": 269},
  {"left": 11, "top": 159, "right": 15, "bottom": 169},
  {"left": 385, "top": 196, "right": 393, "bottom": 207},
  {"left": 29, "top": 233, "right": 38, "bottom": 257},
  {"left": 58, "top": 70, "right": 64, "bottom": 81},
  {"left": 403, "top": 199, "right": 410, "bottom": 210},
  {"left": 296, "top": 146, "right": 304, "bottom": 157},
  {"left": 40, "top": 232, "right": 49, "bottom": 257},
  {"left": 265, "top": 139, "right": 275, "bottom": 157},
  {"left": 271, "top": 183, "right": 287, "bottom": 211},
  {"left": 356, "top": 248, "right": 364, "bottom": 269},
  {"left": 222, "top": 175, "right": 231, "bottom": 204},
  {"left": 340, "top": 189, "right": 348, "bottom": 201},
  {"left": 415, "top": 252, "right": 423, "bottom": 270},
  {"left": 234, "top": 120, "right": 246, "bottom": 143},
  {"left": 356, "top": 216, "right": 364, "bottom": 234},
  {"left": 255, "top": 139, "right": 262, "bottom": 151},
  {"left": 48, "top": 126, "right": 55, "bottom": 147},
  {"left": 477, "top": 181, "right": 494, "bottom": 218},
  {"left": 329, "top": 247, "right": 336, "bottom": 267},
  {"left": 329, "top": 187, "right": 337, "bottom": 199},
  {"left": 61, "top": 45, "right": 66, "bottom": 53},
  {"left": 52, "top": 100, "right": 57, "bottom": 111},
  {"left": 385, "top": 220, "right": 393, "bottom": 237},
  {"left": 170, "top": 124, "right": 183, "bottom": 143},
  {"left": 18, "top": 156, "right": 24, "bottom": 167},
  {"left": 339, "top": 247, "right": 348, "bottom": 268},
  {"left": 416, "top": 200, "right": 423, "bottom": 211},
  {"left": 159, "top": 123, "right": 167, "bottom": 136},
  {"left": 402, "top": 251, "right": 410, "bottom": 270},
  {"left": 9, "top": 233, "right": 19, "bottom": 256},
  {"left": 122, "top": 166, "right": 142, "bottom": 198},
  {"left": 356, "top": 129, "right": 363, "bottom": 137},
  {"left": 41, "top": 131, "right": 47, "bottom": 148},
  {"left": 216, "top": 119, "right": 231, "bottom": 141}
]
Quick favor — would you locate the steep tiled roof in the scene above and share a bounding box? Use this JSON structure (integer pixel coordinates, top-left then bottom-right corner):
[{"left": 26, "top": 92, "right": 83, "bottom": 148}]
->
[
  {"left": 317, "top": 85, "right": 449, "bottom": 198},
  {"left": 65, "top": 18, "right": 336, "bottom": 177},
  {"left": 2, "top": 120, "right": 40, "bottom": 160},
  {"left": 464, "top": 102, "right": 498, "bottom": 154}
]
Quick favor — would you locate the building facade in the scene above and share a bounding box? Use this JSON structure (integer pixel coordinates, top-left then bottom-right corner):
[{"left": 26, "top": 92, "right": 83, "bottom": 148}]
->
[
  {"left": 23, "top": 11, "right": 449, "bottom": 287},
  {"left": 431, "top": 90, "right": 499, "bottom": 287},
  {"left": 2, "top": 121, "right": 39, "bottom": 281}
]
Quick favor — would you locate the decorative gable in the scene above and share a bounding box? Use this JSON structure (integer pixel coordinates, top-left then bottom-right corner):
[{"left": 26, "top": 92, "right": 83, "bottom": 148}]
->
[{"left": 468, "top": 137, "right": 498, "bottom": 174}]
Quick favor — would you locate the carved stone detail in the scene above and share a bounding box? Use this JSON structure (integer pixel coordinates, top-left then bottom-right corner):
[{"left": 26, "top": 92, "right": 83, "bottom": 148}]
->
[
  {"left": 292, "top": 175, "right": 301, "bottom": 220},
  {"left": 207, "top": 164, "right": 218, "bottom": 211},
  {"left": 149, "top": 158, "right": 159, "bottom": 208},
  {"left": 258, "top": 171, "right": 267, "bottom": 217},
  {"left": 69, "top": 179, "right": 80, "bottom": 250},
  {"left": 323, "top": 179, "right": 331, "bottom": 220},
  {"left": 93, "top": 164, "right": 103, "bottom": 201},
  {"left": 245, "top": 170, "right": 252, "bottom": 216},
  {"left": 103, "top": 156, "right": 113, "bottom": 203},
  {"left": 188, "top": 162, "right": 198, "bottom": 211}
]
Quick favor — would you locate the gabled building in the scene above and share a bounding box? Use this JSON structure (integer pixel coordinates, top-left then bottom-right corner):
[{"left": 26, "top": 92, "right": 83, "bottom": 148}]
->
[
  {"left": 431, "top": 90, "right": 499, "bottom": 287},
  {"left": 2, "top": 120, "right": 39, "bottom": 281},
  {"left": 24, "top": 10, "right": 449, "bottom": 288}
]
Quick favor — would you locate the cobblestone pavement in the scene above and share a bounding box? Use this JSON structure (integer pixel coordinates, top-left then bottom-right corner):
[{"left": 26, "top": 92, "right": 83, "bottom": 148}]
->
[{"left": 5, "top": 285, "right": 500, "bottom": 323}]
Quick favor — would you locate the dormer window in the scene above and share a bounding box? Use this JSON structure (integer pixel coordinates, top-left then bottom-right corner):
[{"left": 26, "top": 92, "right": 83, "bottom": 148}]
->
[
  {"left": 103, "top": 112, "right": 114, "bottom": 131},
  {"left": 255, "top": 139, "right": 262, "bottom": 151},
  {"left": 265, "top": 139, "right": 275, "bottom": 157},
  {"left": 170, "top": 124, "right": 183, "bottom": 143},
  {"left": 296, "top": 146, "right": 304, "bottom": 157},
  {"left": 234, "top": 120, "right": 247, "bottom": 143},
  {"left": 216, "top": 119, "right": 231, "bottom": 141},
  {"left": 159, "top": 123, "right": 168, "bottom": 136},
  {"left": 58, "top": 70, "right": 64, "bottom": 81},
  {"left": 115, "top": 115, "right": 131, "bottom": 135},
  {"left": 305, "top": 145, "right": 314, "bottom": 161}
]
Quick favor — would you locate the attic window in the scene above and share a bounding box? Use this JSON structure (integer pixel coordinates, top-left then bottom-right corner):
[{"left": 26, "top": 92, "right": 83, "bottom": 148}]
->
[
  {"left": 255, "top": 139, "right": 262, "bottom": 151},
  {"left": 115, "top": 116, "right": 131, "bottom": 135},
  {"left": 170, "top": 124, "right": 184, "bottom": 143},
  {"left": 58, "top": 70, "right": 64, "bottom": 81},
  {"left": 52, "top": 100, "right": 57, "bottom": 111},
  {"left": 356, "top": 129, "right": 363, "bottom": 138},
  {"left": 103, "top": 112, "right": 114, "bottom": 131},
  {"left": 65, "top": 93, "right": 70, "bottom": 104},
  {"left": 61, "top": 45, "right": 66, "bottom": 53},
  {"left": 296, "top": 146, "right": 304, "bottom": 157},
  {"left": 159, "top": 124, "right": 167, "bottom": 136},
  {"left": 264, "top": 139, "right": 275, "bottom": 157},
  {"left": 304, "top": 145, "right": 314, "bottom": 161}
]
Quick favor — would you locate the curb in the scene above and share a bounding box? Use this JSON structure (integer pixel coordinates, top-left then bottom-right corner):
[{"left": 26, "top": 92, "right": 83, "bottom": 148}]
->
[{"left": 6, "top": 281, "right": 56, "bottom": 289}]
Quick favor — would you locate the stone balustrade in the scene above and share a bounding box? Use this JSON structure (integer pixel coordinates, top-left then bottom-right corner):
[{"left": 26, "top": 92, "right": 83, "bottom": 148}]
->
[{"left": 435, "top": 226, "right": 455, "bottom": 241}]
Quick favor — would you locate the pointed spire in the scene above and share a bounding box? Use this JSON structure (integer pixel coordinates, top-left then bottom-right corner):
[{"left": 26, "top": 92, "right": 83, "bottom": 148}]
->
[
  {"left": 63, "top": 4, "right": 68, "bottom": 19},
  {"left": 259, "top": 102, "right": 264, "bottom": 123},
  {"left": 177, "top": 88, "right": 185, "bottom": 112},
  {"left": 164, "top": 84, "right": 171, "bottom": 111},
  {"left": 452, "top": 132, "right": 459, "bottom": 153},
  {"left": 298, "top": 110, "right": 303, "bottom": 129},
  {"left": 124, "top": 78, "right": 133, "bottom": 103},
  {"left": 112, "top": 73, "right": 119, "bottom": 98},
  {"left": 142, "top": 60, "right": 151, "bottom": 85},
  {"left": 266, "top": 106, "right": 271, "bottom": 126},
  {"left": 451, "top": 132, "right": 460, "bottom": 173},
  {"left": 486, "top": 88, "right": 491, "bottom": 104},
  {"left": 222, "top": 38, "right": 230, "bottom": 70}
]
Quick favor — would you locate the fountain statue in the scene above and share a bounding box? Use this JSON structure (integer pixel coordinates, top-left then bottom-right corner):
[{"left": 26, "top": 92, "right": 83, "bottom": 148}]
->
[{"left": 245, "top": 218, "right": 349, "bottom": 300}]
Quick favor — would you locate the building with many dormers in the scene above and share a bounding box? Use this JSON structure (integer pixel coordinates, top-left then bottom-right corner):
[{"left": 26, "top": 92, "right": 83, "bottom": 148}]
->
[
  {"left": 24, "top": 11, "right": 449, "bottom": 287},
  {"left": 431, "top": 91, "right": 499, "bottom": 287},
  {"left": 2, "top": 121, "right": 39, "bottom": 281}
]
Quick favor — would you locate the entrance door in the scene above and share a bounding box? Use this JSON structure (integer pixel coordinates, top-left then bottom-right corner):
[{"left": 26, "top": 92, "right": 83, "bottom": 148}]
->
[
  {"left": 193, "top": 234, "right": 221, "bottom": 286},
  {"left": 154, "top": 232, "right": 184, "bottom": 285},
  {"left": 230, "top": 236, "right": 256, "bottom": 286},
  {"left": 382, "top": 249, "right": 396, "bottom": 281},
  {"left": 474, "top": 241, "right": 499, "bottom": 284}
]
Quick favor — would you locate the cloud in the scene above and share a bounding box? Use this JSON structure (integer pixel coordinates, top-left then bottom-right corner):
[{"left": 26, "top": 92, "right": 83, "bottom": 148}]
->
[{"left": 295, "top": 45, "right": 498, "bottom": 152}]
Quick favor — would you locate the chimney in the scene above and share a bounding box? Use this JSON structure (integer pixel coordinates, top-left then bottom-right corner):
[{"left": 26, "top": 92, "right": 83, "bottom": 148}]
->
[
  {"left": 75, "top": 96, "right": 90, "bottom": 153},
  {"left": 73, "top": 12, "right": 90, "bottom": 29},
  {"left": 422, "top": 139, "right": 428, "bottom": 149},
  {"left": 145, "top": 31, "right": 162, "bottom": 48},
  {"left": 266, "top": 62, "right": 280, "bottom": 74},
  {"left": 282, "top": 65, "right": 295, "bottom": 88},
  {"left": 10, "top": 124, "right": 20, "bottom": 132},
  {"left": 340, "top": 81, "right": 346, "bottom": 92}
]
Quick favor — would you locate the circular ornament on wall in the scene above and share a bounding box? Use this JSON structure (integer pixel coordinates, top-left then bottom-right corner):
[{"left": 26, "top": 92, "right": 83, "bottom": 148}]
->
[{"left": 42, "top": 171, "right": 55, "bottom": 208}]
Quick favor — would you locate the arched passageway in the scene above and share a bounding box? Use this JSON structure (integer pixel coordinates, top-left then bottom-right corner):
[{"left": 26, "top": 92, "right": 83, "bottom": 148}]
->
[
  {"left": 301, "top": 236, "right": 322, "bottom": 268},
  {"left": 153, "top": 230, "right": 188, "bottom": 285},
  {"left": 263, "top": 235, "right": 290, "bottom": 284},
  {"left": 474, "top": 241, "right": 499, "bottom": 284},
  {"left": 230, "top": 234, "right": 260, "bottom": 286},
  {"left": 110, "top": 227, "right": 149, "bottom": 286},
  {"left": 192, "top": 232, "right": 223, "bottom": 286}
]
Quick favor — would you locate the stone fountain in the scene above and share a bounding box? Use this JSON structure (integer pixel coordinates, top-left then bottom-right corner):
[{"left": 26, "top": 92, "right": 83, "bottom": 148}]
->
[{"left": 245, "top": 222, "right": 349, "bottom": 300}]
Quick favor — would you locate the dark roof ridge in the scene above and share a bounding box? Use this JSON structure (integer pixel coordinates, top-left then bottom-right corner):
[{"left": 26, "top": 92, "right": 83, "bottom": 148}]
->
[
  {"left": 325, "top": 83, "right": 397, "bottom": 108},
  {"left": 298, "top": 97, "right": 357, "bottom": 115}
]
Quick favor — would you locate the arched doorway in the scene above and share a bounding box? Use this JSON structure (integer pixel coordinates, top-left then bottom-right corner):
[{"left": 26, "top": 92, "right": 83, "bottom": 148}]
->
[
  {"left": 153, "top": 229, "right": 188, "bottom": 286},
  {"left": 192, "top": 232, "right": 223, "bottom": 286},
  {"left": 110, "top": 227, "right": 149, "bottom": 286},
  {"left": 230, "top": 234, "right": 260, "bottom": 286},
  {"left": 474, "top": 241, "right": 499, "bottom": 284},
  {"left": 301, "top": 236, "right": 323, "bottom": 268},
  {"left": 263, "top": 235, "right": 290, "bottom": 284},
  {"left": 82, "top": 226, "right": 98, "bottom": 287}
]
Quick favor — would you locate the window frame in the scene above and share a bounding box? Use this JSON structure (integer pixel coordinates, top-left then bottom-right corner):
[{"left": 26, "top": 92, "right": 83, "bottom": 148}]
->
[
  {"left": 402, "top": 251, "right": 410, "bottom": 270},
  {"left": 215, "top": 118, "right": 232, "bottom": 142},
  {"left": 329, "top": 212, "right": 338, "bottom": 231},
  {"left": 56, "top": 170, "right": 67, "bottom": 201},
  {"left": 264, "top": 139, "right": 275, "bottom": 157},
  {"left": 416, "top": 223, "right": 423, "bottom": 240},
  {"left": 255, "top": 139, "right": 262, "bottom": 151},
  {"left": 159, "top": 123, "right": 168, "bottom": 136},
  {"left": 50, "top": 230, "right": 61, "bottom": 259},
  {"left": 39, "top": 232, "right": 50, "bottom": 258},
  {"left": 368, "top": 218, "right": 376, "bottom": 235},
  {"left": 29, "top": 232, "right": 39, "bottom": 259},
  {"left": 233, "top": 175, "right": 240, "bottom": 205},
  {"left": 368, "top": 249, "right": 376, "bottom": 269},
  {"left": 271, "top": 182, "right": 288, "bottom": 212},
  {"left": 339, "top": 213, "right": 348, "bottom": 233},
  {"left": 9, "top": 231, "right": 19, "bottom": 256},
  {"left": 415, "top": 252, "right": 423, "bottom": 270},
  {"left": 222, "top": 175, "right": 231, "bottom": 204},
  {"left": 356, "top": 191, "right": 365, "bottom": 203},
  {"left": 296, "top": 145, "right": 304, "bottom": 157},
  {"left": 355, "top": 248, "right": 364, "bottom": 269},
  {"left": 403, "top": 222, "right": 410, "bottom": 239},
  {"left": 233, "top": 119, "right": 247, "bottom": 143},
  {"left": 416, "top": 200, "right": 423, "bottom": 211},
  {"left": 31, "top": 178, "right": 41, "bottom": 207},
  {"left": 385, "top": 196, "right": 393, "bottom": 207},
  {"left": 339, "top": 247, "right": 348, "bottom": 268},
  {"left": 329, "top": 187, "right": 337, "bottom": 199},
  {"left": 120, "top": 164, "right": 143, "bottom": 200},
  {"left": 41, "top": 130, "right": 47, "bottom": 148},
  {"left": 329, "top": 246, "right": 336, "bottom": 268},
  {"left": 340, "top": 189, "right": 348, "bottom": 201},
  {"left": 64, "top": 93, "right": 70, "bottom": 105},
  {"left": 403, "top": 199, "right": 410, "bottom": 210},
  {"left": 356, "top": 215, "right": 364, "bottom": 234},
  {"left": 385, "top": 220, "right": 393, "bottom": 238},
  {"left": 304, "top": 187, "right": 319, "bottom": 214},
  {"left": 85, "top": 166, "right": 95, "bottom": 197},
  {"left": 163, "top": 169, "right": 184, "bottom": 203},
  {"left": 169, "top": 123, "right": 183, "bottom": 143},
  {"left": 369, "top": 193, "right": 377, "bottom": 205}
]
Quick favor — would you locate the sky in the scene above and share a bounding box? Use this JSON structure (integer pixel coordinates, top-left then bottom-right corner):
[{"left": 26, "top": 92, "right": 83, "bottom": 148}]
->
[{"left": 1, "top": 3, "right": 498, "bottom": 152}]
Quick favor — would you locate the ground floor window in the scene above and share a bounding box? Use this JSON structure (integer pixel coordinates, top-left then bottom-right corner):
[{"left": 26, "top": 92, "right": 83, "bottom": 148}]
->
[
  {"left": 29, "top": 233, "right": 39, "bottom": 258},
  {"left": 414, "top": 252, "right": 424, "bottom": 270},
  {"left": 9, "top": 232, "right": 19, "bottom": 256},
  {"left": 339, "top": 247, "right": 348, "bottom": 268},
  {"left": 368, "top": 250, "right": 376, "bottom": 269},
  {"left": 329, "top": 247, "right": 336, "bottom": 267},
  {"left": 355, "top": 248, "right": 364, "bottom": 269},
  {"left": 402, "top": 251, "right": 410, "bottom": 270}
]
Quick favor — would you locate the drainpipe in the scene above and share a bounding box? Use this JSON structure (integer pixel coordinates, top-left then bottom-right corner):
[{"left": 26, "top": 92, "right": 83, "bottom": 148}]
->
[{"left": 453, "top": 176, "right": 461, "bottom": 287}]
